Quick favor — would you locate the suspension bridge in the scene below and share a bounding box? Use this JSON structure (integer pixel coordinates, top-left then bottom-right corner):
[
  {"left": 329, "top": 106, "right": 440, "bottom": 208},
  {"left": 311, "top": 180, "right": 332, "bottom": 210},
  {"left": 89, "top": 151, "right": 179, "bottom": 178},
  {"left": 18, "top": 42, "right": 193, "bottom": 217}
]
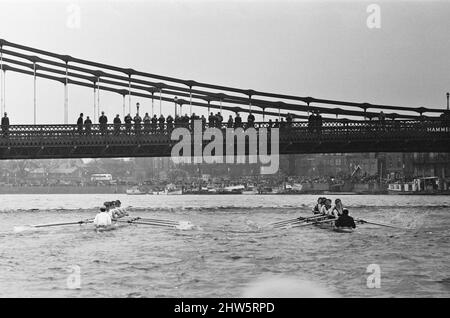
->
[{"left": 0, "top": 39, "right": 449, "bottom": 160}]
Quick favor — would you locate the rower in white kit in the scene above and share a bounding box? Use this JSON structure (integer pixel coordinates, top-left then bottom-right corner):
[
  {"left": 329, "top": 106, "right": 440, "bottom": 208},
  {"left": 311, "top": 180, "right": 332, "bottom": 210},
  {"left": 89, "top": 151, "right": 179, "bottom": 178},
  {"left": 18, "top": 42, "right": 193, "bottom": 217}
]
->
[
  {"left": 93, "top": 207, "right": 112, "bottom": 228},
  {"left": 105, "top": 200, "right": 128, "bottom": 219}
]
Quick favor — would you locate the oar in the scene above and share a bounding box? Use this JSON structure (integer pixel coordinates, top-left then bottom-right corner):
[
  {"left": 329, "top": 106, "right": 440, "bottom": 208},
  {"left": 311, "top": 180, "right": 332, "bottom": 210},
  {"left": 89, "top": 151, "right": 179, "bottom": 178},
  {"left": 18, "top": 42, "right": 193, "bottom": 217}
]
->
[
  {"left": 14, "top": 219, "right": 93, "bottom": 232},
  {"left": 356, "top": 219, "right": 408, "bottom": 230},
  {"left": 132, "top": 217, "right": 179, "bottom": 225},
  {"left": 270, "top": 215, "right": 323, "bottom": 227},
  {"left": 291, "top": 218, "right": 336, "bottom": 228},
  {"left": 116, "top": 220, "right": 177, "bottom": 228},
  {"left": 269, "top": 217, "right": 304, "bottom": 226},
  {"left": 272, "top": 215, "right": 327, "bottom": 228},
  {"left": 116, "top": 219, "right": 194, "bottom": 230}
]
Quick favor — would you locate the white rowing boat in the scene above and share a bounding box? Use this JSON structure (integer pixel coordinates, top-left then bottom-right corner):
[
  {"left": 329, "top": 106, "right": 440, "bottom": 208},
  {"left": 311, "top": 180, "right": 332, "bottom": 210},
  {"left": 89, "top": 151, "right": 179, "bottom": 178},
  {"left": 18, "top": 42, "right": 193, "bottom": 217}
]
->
[
  {"left": 14, "top": 215, "right": 194, "bottom": 233},
  {"left": 94, "top": 222, "right": 130, "bottom": 232}
]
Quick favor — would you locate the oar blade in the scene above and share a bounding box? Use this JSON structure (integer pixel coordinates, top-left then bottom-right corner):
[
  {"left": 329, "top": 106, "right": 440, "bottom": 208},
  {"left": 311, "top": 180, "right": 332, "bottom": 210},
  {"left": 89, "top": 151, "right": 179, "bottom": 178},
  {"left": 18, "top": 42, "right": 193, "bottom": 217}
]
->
[
  {"left": 13, "top": 225, "right": 34, "bottom": 233},
  {"left": 175, "top": 221, "right": 195, "bottom": 230},
  {"left": 357, "top": 219, "right": 407, "bottom": 230}
]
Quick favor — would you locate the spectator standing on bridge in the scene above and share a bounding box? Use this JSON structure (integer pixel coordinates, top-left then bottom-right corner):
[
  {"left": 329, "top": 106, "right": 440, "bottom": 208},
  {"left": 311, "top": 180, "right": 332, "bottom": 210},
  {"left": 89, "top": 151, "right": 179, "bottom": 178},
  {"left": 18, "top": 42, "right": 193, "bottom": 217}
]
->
[
  {"left": 1, "top": 112, "right": 10, "bottom": 137},
  {"left": 274, "top": 118, "right": 280, "bottom": 128},
  {"left": 174, "top": 115, "right": 181, "bottom": 128},
  {"left": 158, "top": 114, "right": 165, "bottom": 131},
  {"left": 151, "top": 114, "right": 158, "bottom": 132},
  {"left": 134, "top": 113, "right": 142, "bottom": 135},
  {"left": 113, "top": 114, "right": 121, "bottom": 135},
  {"left": 308, "top": 111, "right": 316, "bottom": 133},
  {"left": 286, "top": 113, "right": 293, "bottom": 127},
  {"left": 84, "top": 116, "right": 92, "bottom": 136},
  {"left": 167, "top": 114, "right": 174, "bottom": 131},
  {"left": 216, "top": 112, "right": 223, "bottom": 128},
  {"left": 77, "top": 113, "right": 84, "bottom": 135},
  {"left": 200, "top": 115, "right": 206, "bottom": 130},
  {"left": 227, "top": 115, "right": 234, "bottom": 128},
  {"left": 143, "top": 113, "right": 151, "bottom": 134},
  {"left": 379, "top": 111, "right": 386, "bottom": 131},
  {"left": 208, "top": 112, "right": 216, "bottom": 128},
  {"left": 183, "top": 114, "right": 190, "bottom": 128},
  {"left": 99, "top": 111, "right": 108, "bottom": 135},
  {"left": 315, "top": 110, "right": 323, "bottom": 134},
  {"left": 247, "top": 112, "right": 255, "bottom": 128},
  {"left": 124, "top": 113, "right": 132, "bottom": 135},
  {"left": 234, "top": 113, "right": 242, "bottom": 128},
  {"left": 190, "top": 113, "right": 199, "bottom": 130},
  {"left": 268, "top": 119, "right": 273, "bottom": 132}
]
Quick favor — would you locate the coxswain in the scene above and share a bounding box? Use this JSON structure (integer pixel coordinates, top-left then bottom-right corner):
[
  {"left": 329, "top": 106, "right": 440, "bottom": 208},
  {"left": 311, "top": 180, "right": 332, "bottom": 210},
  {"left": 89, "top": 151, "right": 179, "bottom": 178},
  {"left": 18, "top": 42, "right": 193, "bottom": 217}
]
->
[
  {"left": 93, "top": 207, "right": 112, "bottom": 228},
  {"left": 334, "top": 209, "right": 356, "bottom": 229}
]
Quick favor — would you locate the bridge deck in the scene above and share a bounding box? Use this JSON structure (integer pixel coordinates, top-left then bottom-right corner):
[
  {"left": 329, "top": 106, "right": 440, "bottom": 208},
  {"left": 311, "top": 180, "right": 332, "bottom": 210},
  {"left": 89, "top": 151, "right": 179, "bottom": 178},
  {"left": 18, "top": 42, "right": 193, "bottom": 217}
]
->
[{"left": 0, "top": 120, "right": 448, "bottom": 159}]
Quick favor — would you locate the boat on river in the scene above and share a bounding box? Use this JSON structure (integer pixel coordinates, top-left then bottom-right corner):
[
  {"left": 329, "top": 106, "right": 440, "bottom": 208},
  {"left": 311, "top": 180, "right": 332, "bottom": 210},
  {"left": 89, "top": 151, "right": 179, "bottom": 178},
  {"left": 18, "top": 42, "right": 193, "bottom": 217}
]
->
[
  {"left": 298, "top": 215, "right": 354, "bottom": 233},
  {"left": 126, "top": 186, "right": 147, "bottom": 195}
]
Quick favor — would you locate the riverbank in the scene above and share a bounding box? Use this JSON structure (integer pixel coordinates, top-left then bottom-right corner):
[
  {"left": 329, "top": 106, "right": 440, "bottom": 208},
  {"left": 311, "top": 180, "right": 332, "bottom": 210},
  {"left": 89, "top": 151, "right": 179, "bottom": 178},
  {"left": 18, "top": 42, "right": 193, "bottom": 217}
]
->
[{"left": 0, "top": 185, "right": 126, "bottom": 194}]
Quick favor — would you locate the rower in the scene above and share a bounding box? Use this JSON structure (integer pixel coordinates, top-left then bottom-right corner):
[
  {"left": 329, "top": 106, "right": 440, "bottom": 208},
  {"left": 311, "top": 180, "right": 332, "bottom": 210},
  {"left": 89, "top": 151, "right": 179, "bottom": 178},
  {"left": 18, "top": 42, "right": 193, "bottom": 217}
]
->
[
  {"left": 109, "top": 200, "right": 128, "bottom": 219},
  {"left": 312, "top": 197, "right": 324, "bottom": 215},
  {"left": 334, "top": 209, "right": 356, "bottom": 229},
  {"left": 93, "top": 207, "right": 112, "bottom": 228},
  {"left": 320, "top": 199, "right": 334, "bottom": 217},
  {"left": 332, "top": 198, "right": 343, "bottom": 217},
  {"left": 103, "top": 201, "right": 113, "bottom": 211}
]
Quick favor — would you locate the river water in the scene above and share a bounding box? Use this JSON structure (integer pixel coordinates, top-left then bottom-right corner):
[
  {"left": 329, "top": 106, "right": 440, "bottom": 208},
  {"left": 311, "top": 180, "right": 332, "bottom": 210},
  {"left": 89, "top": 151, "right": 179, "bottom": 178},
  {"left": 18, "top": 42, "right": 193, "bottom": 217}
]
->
[{"left": 0, "top": 194, "right": 448, "bottom": 298}]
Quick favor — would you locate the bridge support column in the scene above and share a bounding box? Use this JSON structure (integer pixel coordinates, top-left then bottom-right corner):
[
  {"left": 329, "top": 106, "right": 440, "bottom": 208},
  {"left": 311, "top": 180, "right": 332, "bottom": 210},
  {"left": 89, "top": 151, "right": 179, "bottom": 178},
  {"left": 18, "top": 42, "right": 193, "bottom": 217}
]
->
[
  {"left": 151, "top": 92, "right": 154, "bottom": 117},
  {"left": 64, "top": 61, "right": 69, "bottom": 124},
  {"left": 122, "top": 95, "right": 125, "bottom": 118},
  {"left": 159, "top": 88, "right": 162, "bottom": 115},
  {"left": 128, "top": 74, "right": 132, "bottom": 114},
  {"left": 189, "top": 86, "right": 192, "bottom": 116},
  {"left": 93, "top": 85, "right": 96, "bottom": 121},
  {"left": 0, "top": 46, "right": 3, "bottom": 115},
  {"left": 97, "top": 76, "right": 101, "bottom": 116},
  {"left": 33, "top": 61, "right": 37, "bottom": 124}
]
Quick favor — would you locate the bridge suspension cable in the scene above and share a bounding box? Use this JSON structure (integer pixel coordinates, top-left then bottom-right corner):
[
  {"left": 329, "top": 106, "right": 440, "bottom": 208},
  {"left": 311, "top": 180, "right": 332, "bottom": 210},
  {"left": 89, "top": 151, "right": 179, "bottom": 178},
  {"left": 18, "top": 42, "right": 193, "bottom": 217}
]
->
[
  {"left": 0, "top": 39, "right": 446, "bottom": 124},
  {"left": 0, "top": 45, "right": 437, "bottom": 121},
  {"left": 0, "top": 62, "right": 413, "bottom": 123},
  {"left": 0, "top": 38, "right": 443, "bottom": 117}
]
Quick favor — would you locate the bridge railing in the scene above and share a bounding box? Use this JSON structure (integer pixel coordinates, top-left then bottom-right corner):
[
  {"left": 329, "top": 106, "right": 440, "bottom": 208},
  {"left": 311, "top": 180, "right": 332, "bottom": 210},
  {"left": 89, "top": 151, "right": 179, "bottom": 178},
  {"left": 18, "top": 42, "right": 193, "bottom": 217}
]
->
[{"left": 0, "top": 119, "right": 448, "bottom": 144}]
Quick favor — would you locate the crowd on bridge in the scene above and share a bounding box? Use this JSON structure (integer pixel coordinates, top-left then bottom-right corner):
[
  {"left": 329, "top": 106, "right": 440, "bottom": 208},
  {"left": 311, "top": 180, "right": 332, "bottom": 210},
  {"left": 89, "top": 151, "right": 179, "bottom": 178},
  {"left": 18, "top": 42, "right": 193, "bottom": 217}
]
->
[
  {"left": 73, "top": 105, "right": 297, "bottom": 136},
  {"left": 1, "top": 103, "right": 449, "bottom": 138}
]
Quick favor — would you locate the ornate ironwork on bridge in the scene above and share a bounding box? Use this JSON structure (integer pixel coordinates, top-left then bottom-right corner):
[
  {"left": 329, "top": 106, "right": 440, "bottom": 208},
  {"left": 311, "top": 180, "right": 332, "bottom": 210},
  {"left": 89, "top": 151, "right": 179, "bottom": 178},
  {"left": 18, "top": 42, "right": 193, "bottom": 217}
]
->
[
  {"left": 0, "top": 119, "right": 448, "bottom": 160},
  {"left": 0, "top": 39, "right": 449, "bottom": 160}
]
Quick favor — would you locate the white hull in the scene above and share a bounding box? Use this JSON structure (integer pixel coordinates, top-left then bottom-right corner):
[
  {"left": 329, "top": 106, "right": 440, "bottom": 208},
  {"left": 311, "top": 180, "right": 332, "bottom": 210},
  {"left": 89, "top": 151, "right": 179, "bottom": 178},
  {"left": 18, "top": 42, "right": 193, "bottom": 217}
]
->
[{"left": 126, "top": 189, "right": 147, "bottom": 195}]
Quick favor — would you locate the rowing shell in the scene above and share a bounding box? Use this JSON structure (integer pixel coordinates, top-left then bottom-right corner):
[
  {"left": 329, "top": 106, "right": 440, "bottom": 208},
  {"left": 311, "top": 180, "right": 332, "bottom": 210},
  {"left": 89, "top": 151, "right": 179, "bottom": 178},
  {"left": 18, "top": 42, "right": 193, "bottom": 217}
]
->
[
  {"left": 95, "top": 222, "right": 129, "bottom": 232},
  {"left": 299, "top": 216, "right": 354, "bottom": 233},
  {"left": 333, "top": 227, "right": 354, "bottom": 233}
]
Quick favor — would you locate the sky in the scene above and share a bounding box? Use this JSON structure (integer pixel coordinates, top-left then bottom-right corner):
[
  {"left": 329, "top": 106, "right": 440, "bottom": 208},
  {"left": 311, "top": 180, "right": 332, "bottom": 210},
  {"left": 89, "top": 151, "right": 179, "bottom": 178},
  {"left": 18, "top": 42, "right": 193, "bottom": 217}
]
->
[{"left": 0, "top": 0, "right": 449, "bottom": 124}]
